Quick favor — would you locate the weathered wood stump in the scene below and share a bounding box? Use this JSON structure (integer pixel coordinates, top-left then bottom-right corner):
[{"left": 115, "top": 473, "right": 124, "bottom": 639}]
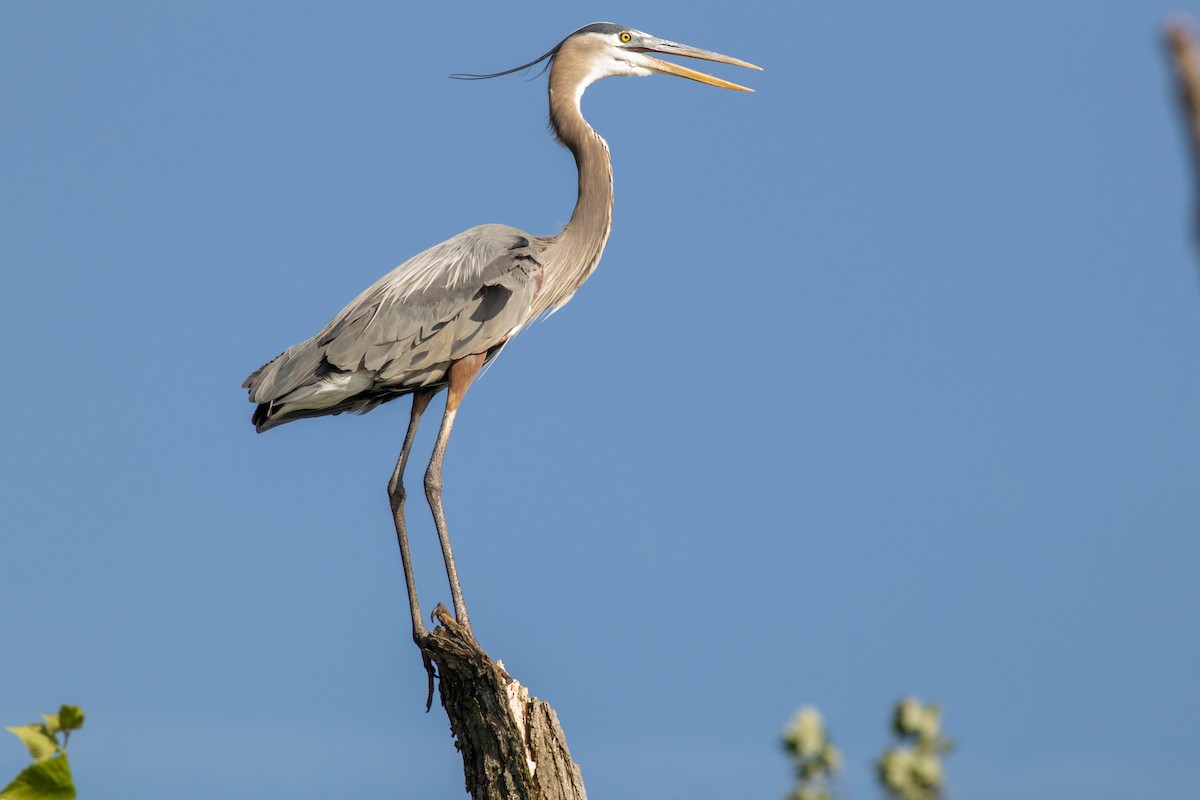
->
[{"left": 420, "top": 605, "right": 588, "bottom": 800}]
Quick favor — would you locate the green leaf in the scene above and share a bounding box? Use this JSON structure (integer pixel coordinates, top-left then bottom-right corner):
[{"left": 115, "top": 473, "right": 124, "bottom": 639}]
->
[
  {"left": 37, "top": 717, "right": 59, "bottom": 737},
  {"left": 4, "top": 726, "right": 59, "bottom": 762},
  {"left": 0, "top": 753, "right": 75, "bottom": 800},
  {"left": 53, "top": 708, "right": 82, "bottom": 733}
]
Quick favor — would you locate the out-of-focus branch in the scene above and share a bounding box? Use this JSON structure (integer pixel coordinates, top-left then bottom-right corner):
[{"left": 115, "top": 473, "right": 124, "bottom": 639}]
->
[{"left": 1165, "top": 19, "right": 1200, "bottom": 213}]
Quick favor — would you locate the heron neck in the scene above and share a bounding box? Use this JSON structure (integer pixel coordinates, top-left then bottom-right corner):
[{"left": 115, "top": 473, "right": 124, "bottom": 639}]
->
[{"left": 538, "top": 74, "right": 614, "bottom": 316}]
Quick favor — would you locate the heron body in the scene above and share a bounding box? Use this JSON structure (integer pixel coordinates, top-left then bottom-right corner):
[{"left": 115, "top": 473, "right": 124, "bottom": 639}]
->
[
  {"left": 245, "top": 224, "right": 542, "bottom": 430},
  {"left": 245, "top": 22, "right": 758, "bottom": 641}
]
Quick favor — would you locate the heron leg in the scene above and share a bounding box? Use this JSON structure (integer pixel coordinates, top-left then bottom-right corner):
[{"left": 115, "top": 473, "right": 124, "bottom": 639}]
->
[
  {"left": 425, "top": 353, "right": 486, "bottom": 630},
  {"left": 389, "top": 389, "right": 436, "bottom": 643}
]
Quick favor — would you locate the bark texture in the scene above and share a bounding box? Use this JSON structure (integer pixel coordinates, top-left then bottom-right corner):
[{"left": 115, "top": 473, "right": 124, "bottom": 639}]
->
[{"left": 421, "top": 605, "right": 588, "bottom": 800}]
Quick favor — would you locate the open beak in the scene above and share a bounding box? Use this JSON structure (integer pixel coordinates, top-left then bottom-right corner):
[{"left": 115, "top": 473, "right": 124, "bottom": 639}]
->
[{"left": 639, "top": 38, "right": 762, "bottom": 92}]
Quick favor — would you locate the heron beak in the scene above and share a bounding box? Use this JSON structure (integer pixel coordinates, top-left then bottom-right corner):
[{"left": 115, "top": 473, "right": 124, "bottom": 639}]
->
[{"left": 641, "top": 38, "right": 762, "bottom": 92}]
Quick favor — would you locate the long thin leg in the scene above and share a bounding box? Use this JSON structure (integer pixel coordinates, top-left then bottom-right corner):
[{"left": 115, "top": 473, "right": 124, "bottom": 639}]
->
[
  {"left": 425, "top": 353, "right": 486, "bottom": 631},
  {"left": 388, "top": 389, "right": 436, "bottom": 642}
]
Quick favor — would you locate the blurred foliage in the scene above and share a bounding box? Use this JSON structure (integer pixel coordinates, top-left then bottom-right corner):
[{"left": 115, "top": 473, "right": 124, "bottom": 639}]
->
[
  {"left": 876, "top": 698, "right": 954, "bottom": 800},
  {"left": 781, "top": 698, "right": 953, "bottom": 800},
  {"left": 1, "top": 706, "right": 84, "bottom": 800},
  {"left": 781, "top": 706, "right": 841, "bottom": 800}
]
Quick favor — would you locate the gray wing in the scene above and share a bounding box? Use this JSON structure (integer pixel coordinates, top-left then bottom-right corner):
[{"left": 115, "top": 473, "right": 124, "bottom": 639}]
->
[{"left": 245, "top": 224, "right": 542, "bottom": 431}]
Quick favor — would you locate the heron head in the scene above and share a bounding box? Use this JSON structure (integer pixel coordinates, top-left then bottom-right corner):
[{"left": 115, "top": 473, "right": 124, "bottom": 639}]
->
[
  {"left": 453, "top": 22, "right": 760, "bottom": 94},
  {"left": 556, "top": 23, "right": 761, "bottom": 92}
]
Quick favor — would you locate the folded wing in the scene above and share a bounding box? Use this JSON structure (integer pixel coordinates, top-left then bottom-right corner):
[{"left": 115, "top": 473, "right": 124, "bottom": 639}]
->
[{"left": 245, "top": 224, "right": 542, "bottom": 431}]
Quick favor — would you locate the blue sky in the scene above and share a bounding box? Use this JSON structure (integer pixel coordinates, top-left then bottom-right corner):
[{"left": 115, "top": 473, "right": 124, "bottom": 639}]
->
[{"left": 2, "top": 2, "right": 1197, "bottom": 798}]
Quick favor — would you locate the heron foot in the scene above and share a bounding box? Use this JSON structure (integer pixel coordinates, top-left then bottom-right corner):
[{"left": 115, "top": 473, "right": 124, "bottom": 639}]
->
[
  {"left": 432, "top": 602, "right": 476, "bottom": 641},
  {"left": 420, "top": 648, "right": 436, "bottom": 713}
]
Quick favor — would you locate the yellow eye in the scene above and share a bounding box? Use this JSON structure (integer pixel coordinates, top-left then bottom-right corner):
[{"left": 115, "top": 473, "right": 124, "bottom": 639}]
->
[{"left": 619, "top": 32, "right": 632, "bottom": 43}]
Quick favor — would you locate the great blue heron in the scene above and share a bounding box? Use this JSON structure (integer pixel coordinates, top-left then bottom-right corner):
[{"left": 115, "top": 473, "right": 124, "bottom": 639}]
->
[{"left": 244, "top": 23, "right": 758, "bottom": 642}]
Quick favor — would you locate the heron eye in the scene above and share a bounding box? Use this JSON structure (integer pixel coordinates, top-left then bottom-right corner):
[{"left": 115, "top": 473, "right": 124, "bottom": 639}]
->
[{"left": 619, "top": 32, "right": 632, "bottom": 43}]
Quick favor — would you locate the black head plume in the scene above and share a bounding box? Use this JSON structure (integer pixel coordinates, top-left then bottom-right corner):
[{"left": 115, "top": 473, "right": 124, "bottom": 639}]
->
[
  {"left": 449, "top": 23, "right": 627, "bottom": 82},
  {"left": 450, "top": 43, "right": 559, "bottom": 82}
]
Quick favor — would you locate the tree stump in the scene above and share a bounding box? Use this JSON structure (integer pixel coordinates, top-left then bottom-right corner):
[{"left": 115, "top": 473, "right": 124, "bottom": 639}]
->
[{"left": 420, "top": 605, "right": 588, "bottom": 800}]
